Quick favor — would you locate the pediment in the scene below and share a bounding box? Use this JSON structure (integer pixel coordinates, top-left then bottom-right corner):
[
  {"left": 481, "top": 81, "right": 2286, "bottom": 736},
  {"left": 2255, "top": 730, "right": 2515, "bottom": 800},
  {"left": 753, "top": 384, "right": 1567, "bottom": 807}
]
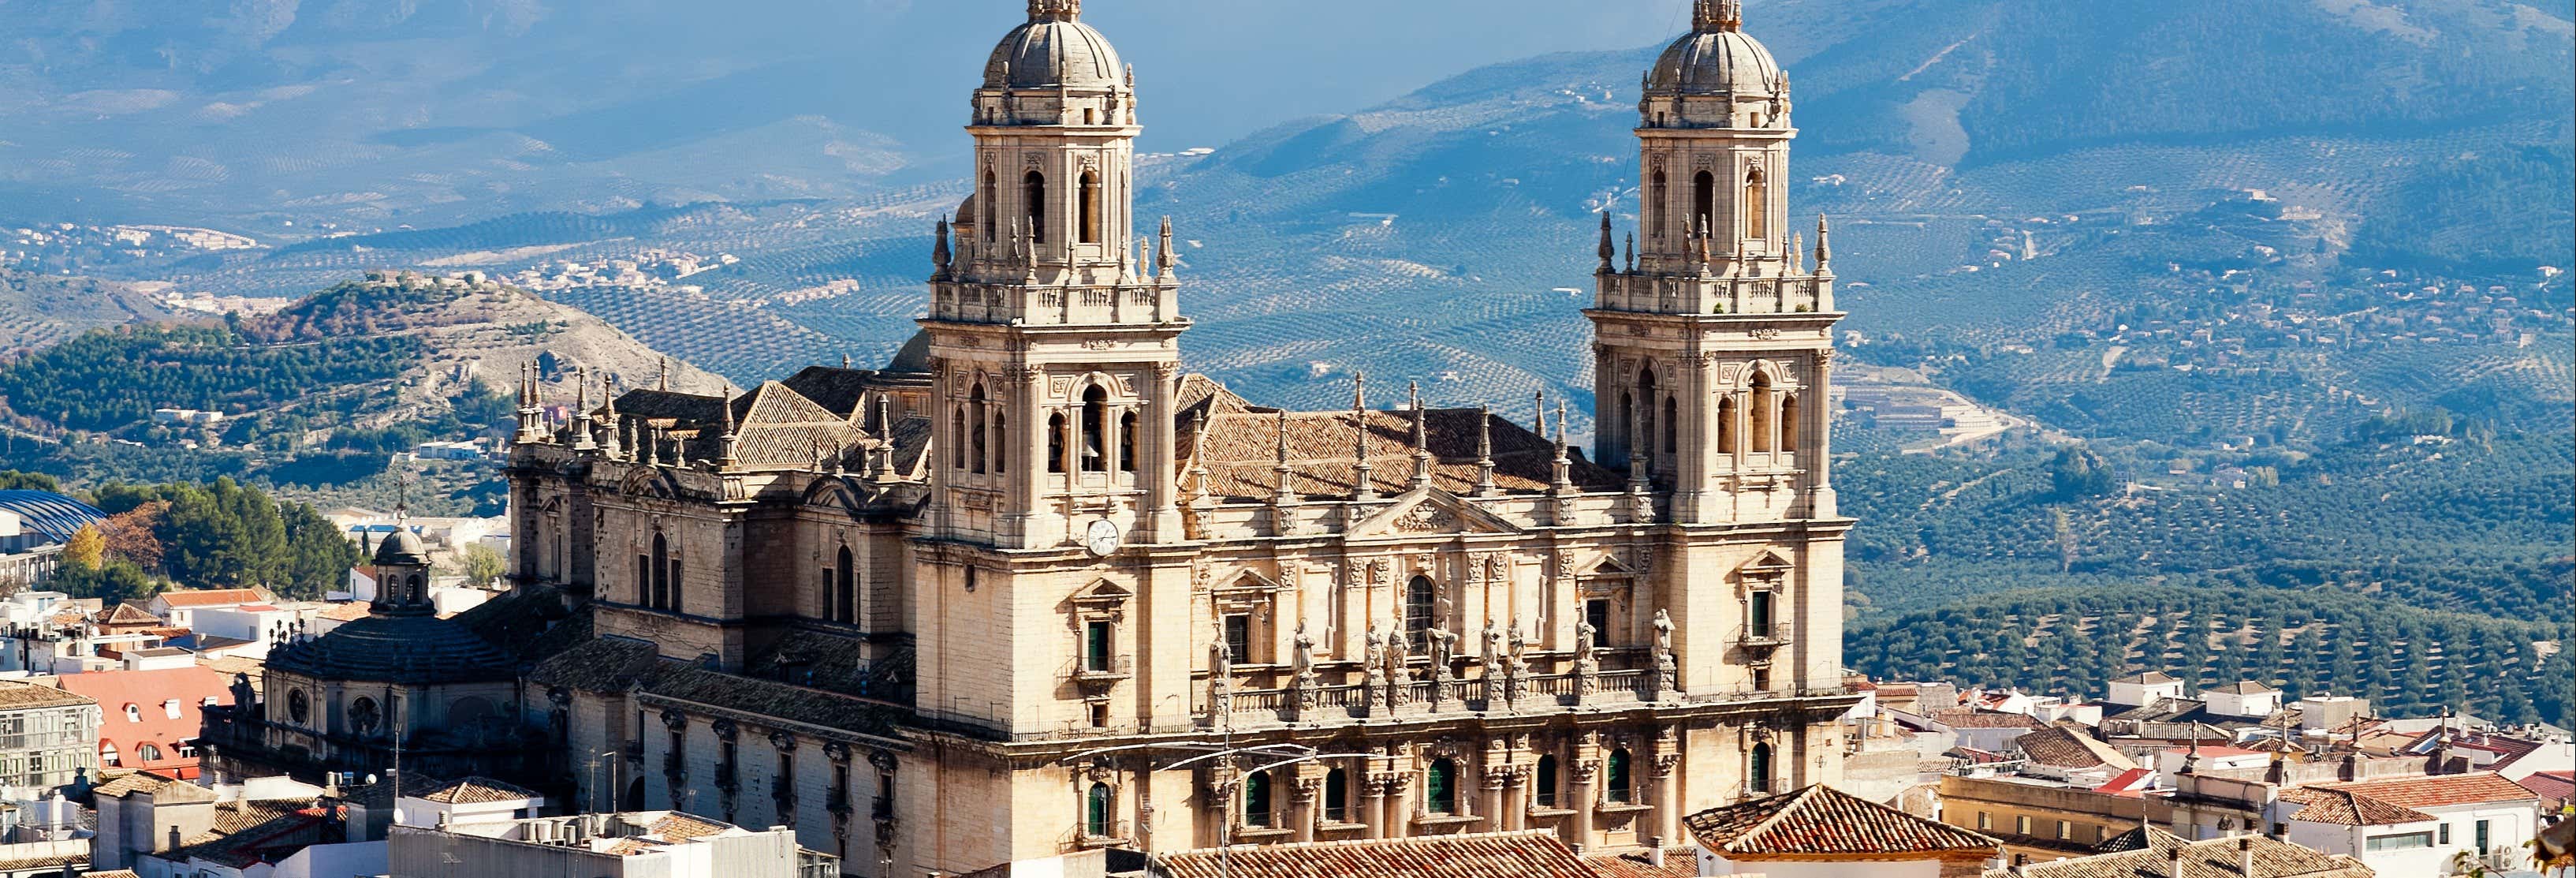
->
[
  {"left": 1348, "top": 488, "right": 1522, "bottom": 539},
  {"left": 1071, "top": 578, "right": 1133, "bottom": 608},
  {"left": 619, "top": 466, "right": 681, "bottom": 499},
  {"left": 1581, "top": 555, "right": 1634, "bottom": 578},
  {"left": 1213, "top": 568, "right": 1282, "bottom": 596},
  {"left": 800, "top": 476, "right": 863, "bottom": 515}
]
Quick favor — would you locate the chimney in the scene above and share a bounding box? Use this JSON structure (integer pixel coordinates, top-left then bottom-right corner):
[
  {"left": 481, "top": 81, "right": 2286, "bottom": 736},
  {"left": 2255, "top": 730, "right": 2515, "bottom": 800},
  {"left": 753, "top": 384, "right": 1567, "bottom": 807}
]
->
[
  {"left": 1648, "top": 838, "right": 1667, "bottom": 868},
  {"left": 2168, "top": 847, "right": 2185, "bottom": 878},
  {"left": 2238, "top": 836, "right": 2254, "bottom": 877}
]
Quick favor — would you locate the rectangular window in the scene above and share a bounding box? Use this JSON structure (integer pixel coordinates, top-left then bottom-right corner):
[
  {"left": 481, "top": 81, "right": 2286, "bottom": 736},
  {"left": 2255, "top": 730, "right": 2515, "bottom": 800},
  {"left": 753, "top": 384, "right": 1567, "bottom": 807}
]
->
[
  {"left": 2015, "top": 816, "right": 2031, "bottom": 835},
  {"left": 1749, "top": 591, "right": 1774, "bottom": 638},
  {"left": 2056, "top": 820, "right": 2071, "bottom": 840},
  {"left": 1089, "top": 702, "right": 1109, "bottom": 728},
  {"left": 1085, "top": 621, "right": 1112, "bottom": 671},
  {"left": 2365, "top": 831, "right": 2434, "bottom": 852},
  {"left": 2440, "top": 824, "right": 2451, "bottom": 845},
  {"left": 1586, "top": 599, "right": 1611, "bottom": 646},
  {"left": 1976, "top": 812, "right": 1992, "bottom": 831},
  {"left": 1223, "top": 615, "right": 1251, "bottom": 666},
  {"left": 2476, "top": 820, "right": 2490, "bottom": 853},
  {"left": 1750, "top": 669, "right": 1770, "bottom": 692}
]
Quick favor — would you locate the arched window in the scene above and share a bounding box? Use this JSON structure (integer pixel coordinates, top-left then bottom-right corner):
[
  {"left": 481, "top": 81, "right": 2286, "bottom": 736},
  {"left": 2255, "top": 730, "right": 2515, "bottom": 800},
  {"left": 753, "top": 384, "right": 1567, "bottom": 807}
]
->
[
  {"left": 1048, "top": 413, "right": 1069, "bottom": 473},
  {"left": 136, "top": 743, "right": 163, "bottom": 763},
  {"left": 1693, "top": 170, "right": 1717, "bottom": 237},
  {"left": 1750, "top": 590, "right": 1774, "bottom": 639},
  {"left": 982, "top": 168, "right": 998, "bottom": 241},
  {"left": 1636, "top": 367, "right": 1658, "bottom": 465},
  {"left": 837, "top": 546, "right": 856, "bottom": 624},
  {"left": 1779, "top": 394, "right": 1798, "bottom": 454},
  {"left": 1024, "top": 170, "right": 1049, "bottom": 244},
  {"left": 1750, "top": 372, "right": 1775, "bottom": 454},
  {"left": 99, "top": 743, "right": 118, "bottom": 766},
  {"left": 1085, "top": 783, "right": 1113, "bottom": 838},
  {"left": 1404, "top": 576, "right": 1437, "bottom": 652},
  {"left": 287, "top": 690, "right": 309, "bottom": 724},
  {"left": 350, "top": 697, "right": 381, "bottom": 736},
  {"left": 1079, "top": 171, "right": 1102, "bottom": 244},
  {"left": 1743, "top": 168, "right": 1769, "bottom": 241},
  {"left": 1618, "top": 390, "right": 1635, "bottom": 462},
  {"left": 123, "top": 704, "right": 140, "bottom": 723},
  {"left": 993, "top": 413, "right": 1008, "bottom": 474},
  {"left": 1535, "top": 754, "right": 1560, "bottom": 807},
  {"left": 1718, "top": 397, "right": 1739, "bottom": 455},
  {"left": 1079, "top": 387, "right": 1108, "bottom": 472},
  {"left": 1608, "top": 749, "right": 1634, "bottom": 804},
  {"left": 1243, "top": 770, "right": 1274, "bottom": 828},
  {"left": 651, "top": 533, "right": 671, "bottom": 610},
  {"left": 1427, "top": 759, "right": 1458, "bottom": 814},
  {"left": 1650, "top": 170, "right": 1668, "bottom": 239},
  {"left": 1324, "top": 768, "right": 1349, "bottom": 823},
  {"left": 951, "top": 406, "right": 969, "bottom": 470},
  {"left": 1118, "top": 411, "right": 1138, "bottom": 473},
  {"left": 969, "top": 384, "right": 988, "bottom": 474},
  {"left": 1750, "top": 742, "right": 1774, "bottom": 794}
]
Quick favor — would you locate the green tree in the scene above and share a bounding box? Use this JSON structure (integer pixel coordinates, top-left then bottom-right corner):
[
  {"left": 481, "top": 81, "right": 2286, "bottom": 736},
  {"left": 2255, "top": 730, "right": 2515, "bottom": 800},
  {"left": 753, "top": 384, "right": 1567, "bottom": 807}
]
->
[
  {"left": 0, "top": 471, "right": 62, "bottom": 492},
  {"left": 278, "top": 501, "right": 359, "bottom": 600},
  {"left": 54, "top": 558, "right": 158, "bottom": 607},
  {"left": 456, "top": 543, "right": 505, "bottom": 588}
]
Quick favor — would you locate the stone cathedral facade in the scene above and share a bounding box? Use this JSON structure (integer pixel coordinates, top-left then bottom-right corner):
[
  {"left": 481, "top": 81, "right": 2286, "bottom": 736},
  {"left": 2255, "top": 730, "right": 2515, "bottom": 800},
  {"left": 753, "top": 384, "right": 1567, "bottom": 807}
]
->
[{"left": 500, "top": 1, "right": 1858, "bottom": 874}]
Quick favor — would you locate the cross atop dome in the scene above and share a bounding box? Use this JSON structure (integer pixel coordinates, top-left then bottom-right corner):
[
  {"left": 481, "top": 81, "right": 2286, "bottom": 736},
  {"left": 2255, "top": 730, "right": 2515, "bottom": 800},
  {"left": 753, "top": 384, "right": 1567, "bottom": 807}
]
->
[
  {"left": 1695, "top": 0, "right": 1744, "bottom": 32},
  {"left": 1030, "top": 0, "right": 1079, "bottom": 21}
]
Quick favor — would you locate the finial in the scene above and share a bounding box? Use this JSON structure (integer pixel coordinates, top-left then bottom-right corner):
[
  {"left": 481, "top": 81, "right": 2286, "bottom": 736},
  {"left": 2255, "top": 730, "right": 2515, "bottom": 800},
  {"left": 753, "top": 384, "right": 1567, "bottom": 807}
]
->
[
  {"left": 1273, "top": 409, "right": 1295, "bottom": 503},
  {"left": 1157, "top": 216, "right": 1176, "bottom": 272},
  {"left": 933, "top": 215, "right": 952, "bottom": 276},
  {"left": 1814, "top": 214, "right": 1833, "bottom": 268},
  {"left": 1351, "top": 370, "right": 1367, "bottom": 413},
  {"left": 1028, "top": 0, "right": 1079, "bottom": 22},
  {"left": 1534, "top": 390, "right": 1548, "bottom": 435},
  {"left": 718, "top": 387, "right": 740, "bottom": 469},
  {"left": 1624, "top": 232, "right": 1636, "bottom": 273},
  {"left": 1791, "top": 232, "right": 1806, "bottom": 273},
  {"left": 1409, "top": 382, "right": 1432, "bottom": 488},
  {"left": 658, "top": 356, "right": 669, "bottom": 391},
  {"left": 1698, "top": 219, "right": 1716, "bottom": 275},
  {"left": 1352, "top": 372, "right": 1375, "bottom": 500},
  {"left": 1695, "top": 0, "right": 1743, "bottom": 32},
  {"left": 841, "top": 353, "right": 852, "bottom": 370},
  {"left": 1596, "top": 211, "right": 1616, "bottom": 272},
  {"left": 1474, "top": 405, "right": 1497, "bottom": 497}
]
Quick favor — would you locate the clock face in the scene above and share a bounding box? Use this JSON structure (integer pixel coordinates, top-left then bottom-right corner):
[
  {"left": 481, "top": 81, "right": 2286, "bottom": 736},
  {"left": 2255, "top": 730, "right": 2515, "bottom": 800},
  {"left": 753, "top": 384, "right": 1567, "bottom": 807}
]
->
[{"left": 1084, "top": 518, "right": 1122, "bottom": 557}]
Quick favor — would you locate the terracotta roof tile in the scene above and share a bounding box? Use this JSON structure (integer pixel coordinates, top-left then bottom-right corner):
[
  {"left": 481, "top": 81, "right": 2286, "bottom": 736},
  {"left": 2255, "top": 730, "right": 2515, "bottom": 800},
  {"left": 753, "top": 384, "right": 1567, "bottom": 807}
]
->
[
  {"left": 1682, "top": 784, "right": 2000, "bottom": 858},
  {"left": 2309, "top": 772, "right": 2537, "bottom": 810},
  {"left": 1996, "top": 832, "right": 2373, "bottom": 878},
  {"left": 416, "top": 776, "right": 539, "bottom": 805},
  {"left": 2277, "top": 786, "right": 2434, "bottom": 826},
  {"left": 2015, "top": 727, "right": 2138, "bottom": 771},
  {"left": 154, "top": 588, "right": 268, "bottom": 607},
  {"left": 0, "top": 679, "right": 92, "bottom": 709},
  {"left": 1180, "top": 408, "right": 1620, "bottom": 500},
  {"left": 1158, "top": 831, "right": 1605, "bottom": 878},
  {"left": 2518, "top": 771, "right": 2575, "bottom": 805},
  {"left": 1583, "top": 847, "right": 1696, "bottom": 878}
]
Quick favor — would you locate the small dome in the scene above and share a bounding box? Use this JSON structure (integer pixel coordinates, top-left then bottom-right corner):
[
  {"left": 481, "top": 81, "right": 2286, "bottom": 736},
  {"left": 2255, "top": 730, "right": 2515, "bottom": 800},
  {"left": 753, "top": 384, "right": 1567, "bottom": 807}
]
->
[
  {"left": 982, "top": 14, "right": 1124, "bottom": 92},
  {"left": 373, "top": 528, "right": 430, "bottom": 568},
  {"left": 1646, "top": 28, "right": 1784, "bottom": 98},
  {"left": 884, "top": 330, "right": 932, "bottom": 374}
]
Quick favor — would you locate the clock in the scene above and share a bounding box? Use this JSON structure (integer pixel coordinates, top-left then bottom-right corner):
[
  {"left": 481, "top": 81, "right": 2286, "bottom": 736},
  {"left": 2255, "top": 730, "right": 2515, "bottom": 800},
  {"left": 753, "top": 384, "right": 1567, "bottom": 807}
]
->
[{"left": 1083, "top": 518, "right": 1123, "bottom": 557}]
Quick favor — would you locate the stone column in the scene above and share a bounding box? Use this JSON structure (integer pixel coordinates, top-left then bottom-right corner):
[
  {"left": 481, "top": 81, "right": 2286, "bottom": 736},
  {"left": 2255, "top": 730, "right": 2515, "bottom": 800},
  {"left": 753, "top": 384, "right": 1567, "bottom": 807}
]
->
[
  {"left": 1292, "top": 775, "right": 1321, "bottom": 843},
  {"left": 1383, "top": 772, "right": 1414, "bottom": 839},
  {"left": 1502, "top": 766, "right": 1528, "bottom": 831},
  {"left": 1652, "top": 751, "right": 1683, "bottom": 849},
  {"left": 1480, "top": 766, "right": 1507, "bottom": 831},
  {"left": 1568, "top": 758, "right": 1599, "bottom": 853},
  {"left": 1361, "top": 773, "right": 1389, "bottom": 839}
]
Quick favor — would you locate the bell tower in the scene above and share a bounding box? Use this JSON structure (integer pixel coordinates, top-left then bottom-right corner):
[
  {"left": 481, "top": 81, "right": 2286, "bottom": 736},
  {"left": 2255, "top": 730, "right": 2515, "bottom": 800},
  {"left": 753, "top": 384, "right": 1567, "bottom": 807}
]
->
[
  {"left": 1588, "top": 0, "right": 1840, "bottom": 525},
  {"left": 925, "top": 0, "right": 1187, "bottom": 551}
]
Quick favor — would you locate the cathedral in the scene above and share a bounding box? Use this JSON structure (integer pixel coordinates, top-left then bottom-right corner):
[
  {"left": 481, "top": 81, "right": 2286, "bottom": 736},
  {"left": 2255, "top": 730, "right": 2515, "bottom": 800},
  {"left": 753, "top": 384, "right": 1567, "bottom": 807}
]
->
[{"left": 490, "top": 0, "right": 1851, "bottom": 873}]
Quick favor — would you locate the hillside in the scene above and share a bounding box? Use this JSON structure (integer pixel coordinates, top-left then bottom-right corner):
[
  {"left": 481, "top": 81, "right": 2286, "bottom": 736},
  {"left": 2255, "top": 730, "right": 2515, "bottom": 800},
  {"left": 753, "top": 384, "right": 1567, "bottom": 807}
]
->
[
  {"left": 0, "top": 268, "right": 171, "bottom": 353},
  {"left": 1847, "top": 585, "right": 2575, "bottom": 728},
  {"left": 0, "top": 272, "right": 725, "bottom": 501}
]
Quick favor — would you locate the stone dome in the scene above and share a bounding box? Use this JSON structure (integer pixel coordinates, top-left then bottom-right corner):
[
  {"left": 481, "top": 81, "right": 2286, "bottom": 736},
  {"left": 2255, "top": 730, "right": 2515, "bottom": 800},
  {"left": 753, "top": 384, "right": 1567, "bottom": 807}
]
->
[
  {"left": 982, "top": 6, "right": 1124, "bottom": 92},
  {"left": 1646, "top": 28, "right": 1784, "bottom": 98},
  {"left": 267, "top": 614, "right": 519, "bottom": 686},
  {"left": 373, "top": 527, "right": 431, "bottom": 567}
]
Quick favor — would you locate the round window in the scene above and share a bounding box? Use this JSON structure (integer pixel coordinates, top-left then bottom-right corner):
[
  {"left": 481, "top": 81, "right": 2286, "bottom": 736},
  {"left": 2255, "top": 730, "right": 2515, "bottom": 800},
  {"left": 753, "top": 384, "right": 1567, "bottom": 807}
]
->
[{"left": 286, "top": 690, "right": 310, "bottom": 724}]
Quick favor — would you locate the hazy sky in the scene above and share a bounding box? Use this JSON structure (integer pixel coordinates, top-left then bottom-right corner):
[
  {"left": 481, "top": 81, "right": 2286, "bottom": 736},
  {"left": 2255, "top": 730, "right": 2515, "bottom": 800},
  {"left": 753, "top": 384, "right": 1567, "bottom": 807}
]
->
[{"left": 811, "top": 0, "right": 1699, "bottom": 150}]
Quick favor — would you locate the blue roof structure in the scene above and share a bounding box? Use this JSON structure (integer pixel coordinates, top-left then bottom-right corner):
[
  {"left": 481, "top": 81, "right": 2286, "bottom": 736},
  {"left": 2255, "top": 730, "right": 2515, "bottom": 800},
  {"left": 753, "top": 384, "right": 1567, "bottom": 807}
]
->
[{"left": 0, "top": 491, "right": 106, "bottom": 544}]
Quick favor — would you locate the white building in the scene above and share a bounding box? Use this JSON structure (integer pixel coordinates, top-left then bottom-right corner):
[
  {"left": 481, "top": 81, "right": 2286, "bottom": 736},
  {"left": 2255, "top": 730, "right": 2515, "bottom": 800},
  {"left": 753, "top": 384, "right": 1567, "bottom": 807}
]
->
[
  {"left": 2107, "top": 672, "right": 2186, "bottom": 708},
  {"left": 2276, "top": 772, "right": 2540, "bottom": 876},
  {"left": 386, "top": 810, "right": 833, "bottom": 878},
  {"left": 2204, "top": 682, "right": 2283, "bottom": 719}
]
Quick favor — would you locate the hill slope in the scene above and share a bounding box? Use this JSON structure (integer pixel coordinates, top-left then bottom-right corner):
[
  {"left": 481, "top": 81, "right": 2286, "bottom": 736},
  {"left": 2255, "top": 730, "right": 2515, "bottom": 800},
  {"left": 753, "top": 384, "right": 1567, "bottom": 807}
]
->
[{"left": 0, "top": 268, "right": 172, "bottom": 353}]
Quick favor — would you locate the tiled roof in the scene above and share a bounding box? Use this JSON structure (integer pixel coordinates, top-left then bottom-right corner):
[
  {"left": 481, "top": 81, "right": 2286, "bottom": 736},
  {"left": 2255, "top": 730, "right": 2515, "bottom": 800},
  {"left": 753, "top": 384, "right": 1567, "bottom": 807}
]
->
[
  {"left": 99, "top": 603, "right": 163, "bottom": 626},
  {"left": 1178, "top": 407, "right": 1620, "bottom": 500},
  {"left": 1158, "top": 831, "right": 1606, "bottom": 878},
  {"left": 2309, "top": 772, "right": 2537, "bottom": 810},
  {"left": 1937, "top": 710, "right": 2048, "bottom": 729},
  {"left": 1583, "top": 848, "right": 1697, "bottom": 878},
  {"left": 1682, "top": 784, "right": 2000, "bottom": 859},
  {"left": 535, "top": 636, "right": 904, "bottom": 738},
  {"left": 649, "top": 812, "right": 733, "bottom": 842},
  {"left": 2112, "top": 672, "right": 2178, "bottom": 685},
  {"left": 0, "top": 850, "right": 85, "bottom": 872},
  {"left": 2210, "top": 682, "right": 2277, "bottom": 695},
  {"left": 2016, "top": 727, "right": 2138, "bottom": 771},
  {"left": 2518, "top": 770, "right": 2575, "bottom": 804},
  {"left": 780, "top": 366, "right": 878, "bottom": 419},
  {"left": 728, "top": 381, "right": 874, "bottom": 468},
  {"left": 93, "top": 771, "right": 213, "bottom": 801},
  {"left": 0, "top": 678, "right": 92, "bottom": 709},
  {"left": 1995, "top": 832, "right": 2374, "bottom": 878},
  {"left": 154, "top": 588, "right": 269, "bottom": 607},
  {"left": 416, "top": 776, "right": 539, "bottom": 805},
  {"left": 318, "top": 601, "right": 373, "bottom": 621},
  {"left": 2278, "top": 786, "right": 2434, "bottom": 826}
]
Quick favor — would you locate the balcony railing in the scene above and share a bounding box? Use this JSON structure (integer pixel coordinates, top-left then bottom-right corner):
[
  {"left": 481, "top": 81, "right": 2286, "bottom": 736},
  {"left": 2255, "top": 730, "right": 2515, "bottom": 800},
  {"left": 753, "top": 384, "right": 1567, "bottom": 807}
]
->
[
  {"left": 1197, "top": 672, "right": 1853, "bottom": 726},
  {"left": 1068, "top": 655, "right": 1134, "bottom": 686}
]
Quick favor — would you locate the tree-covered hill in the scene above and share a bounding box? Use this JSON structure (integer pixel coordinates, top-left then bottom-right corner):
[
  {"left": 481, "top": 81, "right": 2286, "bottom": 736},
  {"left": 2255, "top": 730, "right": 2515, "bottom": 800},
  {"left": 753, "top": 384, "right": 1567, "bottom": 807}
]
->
[{"left": 1847, "top": 585, "right": 2574, "bottom": 728}]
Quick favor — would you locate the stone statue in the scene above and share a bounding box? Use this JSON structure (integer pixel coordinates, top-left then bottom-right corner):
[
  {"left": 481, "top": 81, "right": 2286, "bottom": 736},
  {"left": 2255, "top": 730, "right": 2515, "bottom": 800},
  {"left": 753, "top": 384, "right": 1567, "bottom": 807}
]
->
[
  {"left": 1653, "top": 609, "right": 1675, "bottom": 655},
  {"left": 1363, "top": 624, "right": 1385, "bottom": 675},
  {"left": 1575, "top": 616, "right": 1597, "bottom": 658},
  {"left": 1210, "top": 640, "right": 1232, "bottom": 680},
  {"left": 1292, "top": 621, "right": 1315, "bottom": 678},
  {"left": 1481, "top": 619, "right": 1502, "bottom": 669}
]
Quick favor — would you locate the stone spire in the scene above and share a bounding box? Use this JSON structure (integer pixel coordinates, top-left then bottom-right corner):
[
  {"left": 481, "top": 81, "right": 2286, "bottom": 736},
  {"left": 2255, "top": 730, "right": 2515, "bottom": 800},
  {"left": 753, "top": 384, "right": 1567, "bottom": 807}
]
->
[
  {"left": 1534, "top": 390, "right": 1548, "bottom": 435},
  {"left": 1408, "top": 382, "right": 1433, "bottom": 489},
  {"left": 1814, "top": 214, "right": 1834, "bottom": 272},
  {"left": 1596, "top": 211, "right": 1616, "bottom": 273},
  {"left": 658, "top": 356, "right": 669, "bottom": 390},
  {"left": 1272, "top": 409, "right": 1296, "bottom": 504},
  {"left": 874, "top": 393, "right": 896, "bottom": 479},
  {"left": 1156, "top": 216, "right": 1177, "bottom": 276},
  {"left": 1351, "top": 372, "right": 1374, "bottom": 500},
  {"left": 1550, "top": 400, "right": 1573, "bottom": 492},
  {"left": 1695, "top": 0, "right": 1743, "bottom": 32},
  {"left": 1624, "top": 231, "right": 1636, "bottom": 273},
  {"left": 569, "top": 368, "right": 597, "bottom": 452},
  {"left": 1473, "top": 405, "right": 1497, "bottom": 497},
  {"left": 932, "top": 215, "right": 952, "bottom": 279},
  {"left": 1029, "top": 0, "right": 1079, "bottom": 21},
  {"left": 717, "top": 387, "right": 741, "bottom": 469}
]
